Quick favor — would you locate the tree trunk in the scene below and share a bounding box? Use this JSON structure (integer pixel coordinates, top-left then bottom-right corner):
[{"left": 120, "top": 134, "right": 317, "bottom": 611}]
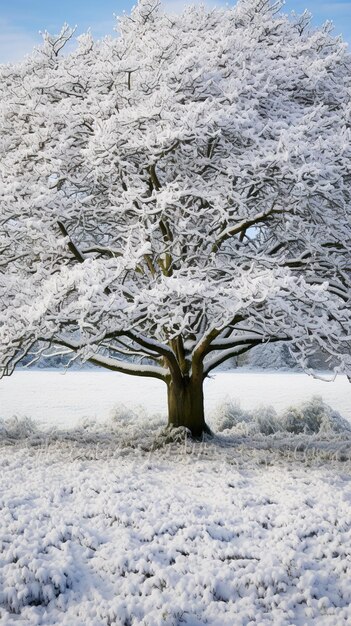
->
[{"left": 167, "top": 374, "right": 211, "bottom": 438}]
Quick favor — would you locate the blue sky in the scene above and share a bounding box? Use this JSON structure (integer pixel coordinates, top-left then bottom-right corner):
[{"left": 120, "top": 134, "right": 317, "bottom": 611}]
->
[{"left": 0, "top": 1, "right": 350, "bottom": 63}]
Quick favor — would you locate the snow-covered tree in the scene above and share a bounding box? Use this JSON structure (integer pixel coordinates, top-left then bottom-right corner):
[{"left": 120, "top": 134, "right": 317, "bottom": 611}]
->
[
  {"left": 0, "top": 0, "right": 350, "bottom": 436},
  {"left": 244, "top": 341, "right": 299, "bottom": 370}
]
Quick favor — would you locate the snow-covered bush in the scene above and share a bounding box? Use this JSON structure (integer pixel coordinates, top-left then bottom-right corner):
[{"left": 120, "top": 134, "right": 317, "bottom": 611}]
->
[
  {"left": 211, "top": 400, "right": 253, "bottom": 433},
  {"left": 253, "top": 406, "right": 280, "bottom": 435},
  {"left": 281, "top": 397, "right": 351, "bottom": 435},
  {"left": 0, "top": 416, "right": 38, "bottom": 441},
  {"left": 211, "top": 397, "right": 351, "bottom": 436},
  {"left": 212, "top": 401, "right": 280, "bottom": 435},
  {"left": 109, "top": 405, "right": 166, "bottom": 448}
]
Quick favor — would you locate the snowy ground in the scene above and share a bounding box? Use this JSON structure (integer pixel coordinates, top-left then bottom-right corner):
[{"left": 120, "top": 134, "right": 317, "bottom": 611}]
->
[{"left": 0, "top": 371, "right": 351, "bottom": 625}]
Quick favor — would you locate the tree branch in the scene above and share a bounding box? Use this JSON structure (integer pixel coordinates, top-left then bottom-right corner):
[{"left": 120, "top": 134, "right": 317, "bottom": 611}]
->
[
  {"left": 57, "top": 221, "right": 85, "bottom": 263},
  {"left": 212, "top": 205, "right": 284, "bottom": 252},
  {"left": 203, "top": 336, "right": 291, "bottom": 376},
  {"left": 53, "top": 336, "right": 168, "bottom": 381}
]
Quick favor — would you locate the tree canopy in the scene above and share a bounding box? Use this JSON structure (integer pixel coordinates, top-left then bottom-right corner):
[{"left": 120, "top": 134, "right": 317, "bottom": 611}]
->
[{"left": 0, "top": 0, "right": 350, "bottom": 435}]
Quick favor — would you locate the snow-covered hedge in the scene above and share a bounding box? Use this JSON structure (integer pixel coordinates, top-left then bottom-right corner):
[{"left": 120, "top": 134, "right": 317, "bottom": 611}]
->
[
  {"left": 1, "top": 398, "right": 350, "bottom": 452},
  {"left": 211, "top": 397, "right": 351, "bottom": 436}
]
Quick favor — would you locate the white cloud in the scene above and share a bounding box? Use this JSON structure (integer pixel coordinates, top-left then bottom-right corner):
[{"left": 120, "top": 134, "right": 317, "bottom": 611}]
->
[{"left": 0, "top": 20, "right": 41, "bottom": 64}]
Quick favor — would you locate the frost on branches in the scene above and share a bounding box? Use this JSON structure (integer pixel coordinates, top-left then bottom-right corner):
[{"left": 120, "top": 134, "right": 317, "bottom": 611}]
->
[{"left": 0, "top": 0, "right": 350, "bottom": 435}]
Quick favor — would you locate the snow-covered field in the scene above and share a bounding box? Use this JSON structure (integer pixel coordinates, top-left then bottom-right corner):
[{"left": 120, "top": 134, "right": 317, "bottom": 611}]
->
[
  {"left": 0, "top": 370, "right": 350, "bottom": 427},
  {"left": 1, "top": 371, "right": 351, "bottom": 626}
]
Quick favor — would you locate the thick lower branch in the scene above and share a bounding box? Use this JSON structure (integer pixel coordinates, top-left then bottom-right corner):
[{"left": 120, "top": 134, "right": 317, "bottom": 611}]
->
[
  {"left": 203, "top": 336, "right": 292, "bottom": 376},
  {"left": 53, "top": 336, "right": 168, "bottom": 381}
]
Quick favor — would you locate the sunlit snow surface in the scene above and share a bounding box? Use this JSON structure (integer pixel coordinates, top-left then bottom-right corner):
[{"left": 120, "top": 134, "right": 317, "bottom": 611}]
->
[{"left": 0, "top": 371, "right": 351, "bottom": 625}]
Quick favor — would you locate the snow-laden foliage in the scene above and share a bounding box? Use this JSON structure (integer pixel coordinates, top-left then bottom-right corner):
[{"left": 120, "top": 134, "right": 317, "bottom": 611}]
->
[
  {"left": 244, "top": 341, "right": 300, "bottom": 370},
  {"left": 0, "top": 0, "right": 350, "bottom": 432}
]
